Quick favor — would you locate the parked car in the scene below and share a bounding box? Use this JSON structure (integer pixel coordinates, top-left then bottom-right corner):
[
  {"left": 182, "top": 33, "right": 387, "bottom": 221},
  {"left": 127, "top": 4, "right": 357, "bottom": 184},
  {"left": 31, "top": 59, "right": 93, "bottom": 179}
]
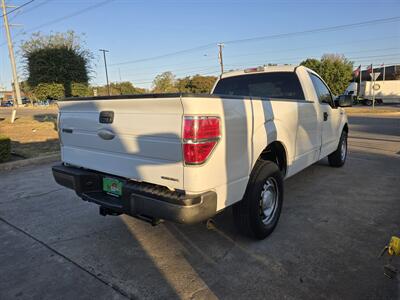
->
[
  {"left": 22, "top": 97, "right": 31, "bottom": 105},
  {"left": 37, "top": 100, "right": 50, "bottom": 106},
  {"left": 52, "top": 65, "right": 351, "bottom": 239},
  {"left": 1, "top": 100, "right": 13, "bottom": 107}
]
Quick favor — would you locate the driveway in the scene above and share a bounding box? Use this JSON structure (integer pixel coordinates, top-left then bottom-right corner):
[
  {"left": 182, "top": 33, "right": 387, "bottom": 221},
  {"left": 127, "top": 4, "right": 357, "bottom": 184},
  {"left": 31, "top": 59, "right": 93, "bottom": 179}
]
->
[{"left": 0, "top": 114, "right": 399, "bottom": 299}]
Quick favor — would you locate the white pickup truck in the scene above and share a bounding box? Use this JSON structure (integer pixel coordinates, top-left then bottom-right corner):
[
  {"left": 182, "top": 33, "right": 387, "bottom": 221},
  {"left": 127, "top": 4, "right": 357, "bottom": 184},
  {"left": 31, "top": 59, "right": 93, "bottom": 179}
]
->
[{"left": 52, "top": 65, "right": 351, "bottom": 239}]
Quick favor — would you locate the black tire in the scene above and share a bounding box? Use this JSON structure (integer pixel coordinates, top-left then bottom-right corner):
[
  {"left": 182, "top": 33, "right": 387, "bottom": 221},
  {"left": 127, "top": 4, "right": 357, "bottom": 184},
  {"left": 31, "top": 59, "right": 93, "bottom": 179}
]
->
[
  {"left": 233, "top": 160, "right": 283, "bottom": 240},
  {"left": 328, "top": 130, "right": 347, "bottom": 167}
]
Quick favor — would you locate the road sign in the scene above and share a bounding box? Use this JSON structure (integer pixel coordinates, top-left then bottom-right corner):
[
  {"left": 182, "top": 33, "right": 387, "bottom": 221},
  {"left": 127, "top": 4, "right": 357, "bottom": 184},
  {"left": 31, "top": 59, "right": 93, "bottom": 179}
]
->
[
  {"left": 370, "top": 72, "right": 381, "bottom": 81},
  {"left": 369, "top": 72, "right": 381, "bottom": 110}
]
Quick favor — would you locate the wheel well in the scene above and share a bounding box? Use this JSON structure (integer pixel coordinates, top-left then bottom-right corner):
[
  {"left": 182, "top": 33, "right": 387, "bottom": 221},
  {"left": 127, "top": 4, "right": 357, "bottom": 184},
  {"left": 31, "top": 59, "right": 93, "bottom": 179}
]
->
[
  {"left": 343, "top": 123, "right": 348, "bottom": 133},
  {"left": 259, "top": 141, "right": 287, "bottom": 176}
]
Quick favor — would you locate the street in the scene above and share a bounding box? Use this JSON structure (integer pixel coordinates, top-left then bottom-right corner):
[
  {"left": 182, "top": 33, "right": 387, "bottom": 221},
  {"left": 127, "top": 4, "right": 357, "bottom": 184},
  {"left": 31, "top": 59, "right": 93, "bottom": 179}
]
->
[{"left": 0, "top": 113, "right": 399, "bottom": 299}]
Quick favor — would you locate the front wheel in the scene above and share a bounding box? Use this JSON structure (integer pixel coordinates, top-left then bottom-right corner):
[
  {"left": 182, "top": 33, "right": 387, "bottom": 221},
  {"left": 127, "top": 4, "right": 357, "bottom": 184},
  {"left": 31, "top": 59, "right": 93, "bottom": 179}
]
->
[
  {"left": 328, "top": 131, "right": 348, "bottom": 167},
  {"left": 233, "top": 160, "right": 283, "bottom": 240}
]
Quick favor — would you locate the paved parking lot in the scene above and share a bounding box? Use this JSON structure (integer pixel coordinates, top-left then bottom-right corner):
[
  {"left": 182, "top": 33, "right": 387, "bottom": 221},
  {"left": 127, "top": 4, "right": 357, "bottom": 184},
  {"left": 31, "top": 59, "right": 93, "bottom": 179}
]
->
[{"left": 1, "top": 113, "right": 399, "bottom": 299}]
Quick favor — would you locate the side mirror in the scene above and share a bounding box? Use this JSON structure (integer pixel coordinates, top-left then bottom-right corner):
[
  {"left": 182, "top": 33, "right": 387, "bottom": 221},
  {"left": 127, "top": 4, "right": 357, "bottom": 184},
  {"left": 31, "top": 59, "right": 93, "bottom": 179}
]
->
[{"left": 335, "top": 95, "right": 353, "bottom": 107}]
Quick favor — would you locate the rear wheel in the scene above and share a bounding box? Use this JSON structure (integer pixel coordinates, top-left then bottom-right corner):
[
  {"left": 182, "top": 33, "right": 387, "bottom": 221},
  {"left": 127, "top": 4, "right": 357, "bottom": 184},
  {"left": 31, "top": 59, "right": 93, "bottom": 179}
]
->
[
  {"left": 233, "top": 160, "right": 283, "bottom": 240},
  {"left": 328, "top": 131, "right": 347, "bottom": 167}
]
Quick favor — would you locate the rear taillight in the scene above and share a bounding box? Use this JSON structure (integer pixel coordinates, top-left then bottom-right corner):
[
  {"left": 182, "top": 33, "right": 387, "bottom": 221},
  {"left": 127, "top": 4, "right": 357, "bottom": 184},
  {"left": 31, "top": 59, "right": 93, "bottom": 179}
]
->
[{"left": 183, "top": 116, "right": 220, "bottom": 165}]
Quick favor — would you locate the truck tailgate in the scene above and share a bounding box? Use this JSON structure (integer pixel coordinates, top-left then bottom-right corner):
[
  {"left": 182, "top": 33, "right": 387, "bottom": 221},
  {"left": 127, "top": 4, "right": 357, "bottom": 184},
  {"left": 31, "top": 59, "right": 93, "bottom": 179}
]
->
[{"left": 58, "top": 97, "right": 184, "bottom": 189}]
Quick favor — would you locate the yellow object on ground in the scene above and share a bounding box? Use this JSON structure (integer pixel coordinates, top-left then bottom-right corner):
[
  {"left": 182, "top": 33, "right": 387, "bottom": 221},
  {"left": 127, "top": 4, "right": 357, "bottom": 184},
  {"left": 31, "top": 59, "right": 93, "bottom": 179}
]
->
[{"left": 388, "top": 236, "right": 400, "bottom": 256}]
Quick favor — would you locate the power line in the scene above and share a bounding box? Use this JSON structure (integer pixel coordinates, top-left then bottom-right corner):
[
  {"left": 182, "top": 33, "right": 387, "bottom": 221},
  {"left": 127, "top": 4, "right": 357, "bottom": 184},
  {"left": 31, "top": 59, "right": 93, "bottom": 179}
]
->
[
  {"left": 0, "top": 0, "right": 115, "bottom": 47},
  {"left": 0, "top": 0, "right": 35, "bottom": 18},
  {"left": 224, "top": 36, "right": 400, "bottom": 60},
  {"left": 110, "top": 16, "right": 400, "bottom": 66},
  {"left": 9, "top": 0, "right": 52, "bottom": 20},
  {"left": 110, "top": 35, "right": 398, "bottom": 74},
  {"left": 115, "top": 40, "right": 400, "bottom": 76},
  {"left": 113, "top": 50, "right": 400, "bottom": 87},
  {"left": 24, "top": 0, "right": 115, "bottom": 34},
  {"left": 223, "top": 16, "right": 400, "bottom": 45},
  {"left": 225, "top": 53, "right": 400, "bottom": 69},
  {"left": 112, "top": 55, "right": 216, "bottom": 73},
  {"left": 119, "top": 47, "right": 399, "bottom": 82},
  {"left": 109, "top": 43, "right": 215, "bottom": 66}
]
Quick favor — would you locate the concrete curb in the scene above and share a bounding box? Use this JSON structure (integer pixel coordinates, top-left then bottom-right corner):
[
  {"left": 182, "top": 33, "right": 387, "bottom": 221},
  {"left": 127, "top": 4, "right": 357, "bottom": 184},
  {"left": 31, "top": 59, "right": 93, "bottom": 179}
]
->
[
  {"left": 0, "top": 153, "right": 60, "bottom": 172},
  {"left": 345, "top": 108, "right": 400, "bottom": 115},
  {"left": 346, "top": 112, "right": 400, "bottom": 117}
]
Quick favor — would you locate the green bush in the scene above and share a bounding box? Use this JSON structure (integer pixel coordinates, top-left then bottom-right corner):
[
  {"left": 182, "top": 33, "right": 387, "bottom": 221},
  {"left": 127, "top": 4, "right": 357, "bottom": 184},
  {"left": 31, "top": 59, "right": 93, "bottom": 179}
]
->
[
  {"left": 71, "top": 82, "right": 90, "bottom": 97},
  {"left": 0, "top": 135, "right": 11, "bottom": 163},
  {"left": 34, "top": 83, "right": 65, "bottom": 100}
]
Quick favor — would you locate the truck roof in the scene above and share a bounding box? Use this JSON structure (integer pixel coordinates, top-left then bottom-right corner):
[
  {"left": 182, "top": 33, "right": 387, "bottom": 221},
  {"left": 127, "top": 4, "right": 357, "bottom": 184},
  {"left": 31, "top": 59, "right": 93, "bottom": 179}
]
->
[{"left": 220, "top": 65, "right": 299, "bottom": 79}]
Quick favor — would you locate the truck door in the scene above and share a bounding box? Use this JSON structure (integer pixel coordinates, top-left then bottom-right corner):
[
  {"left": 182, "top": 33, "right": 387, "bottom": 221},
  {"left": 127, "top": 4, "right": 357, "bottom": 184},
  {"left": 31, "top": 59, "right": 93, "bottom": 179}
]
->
[{"left": 308, "top": 73, "right": 341, "bottom": 158}]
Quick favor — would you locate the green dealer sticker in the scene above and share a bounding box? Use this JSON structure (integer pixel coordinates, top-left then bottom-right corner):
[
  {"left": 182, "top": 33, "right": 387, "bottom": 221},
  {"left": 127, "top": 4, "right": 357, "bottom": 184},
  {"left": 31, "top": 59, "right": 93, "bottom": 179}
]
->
[{"left": 103, "top": 177, "right": 122, "bottom": 197}]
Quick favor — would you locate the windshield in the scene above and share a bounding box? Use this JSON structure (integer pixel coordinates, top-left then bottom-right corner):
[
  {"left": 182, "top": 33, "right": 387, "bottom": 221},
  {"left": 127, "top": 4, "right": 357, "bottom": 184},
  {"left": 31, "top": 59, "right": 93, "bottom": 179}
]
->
[{"left": 212, "top": 72, "right": 305, "bottom": 100}]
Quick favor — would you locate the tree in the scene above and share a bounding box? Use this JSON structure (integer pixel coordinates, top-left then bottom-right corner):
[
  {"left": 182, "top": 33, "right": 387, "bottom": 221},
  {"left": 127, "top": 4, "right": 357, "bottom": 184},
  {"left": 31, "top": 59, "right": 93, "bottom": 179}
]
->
[
  {"left": 71, "top": 83, "right": 91, "bottom": 97},
  {"left": 300, "top": 58, "right": 321, "bottom": 73},
  {"left": 152, "top": 72, "right": 178, "bottom": 93},
  {"left": 20, "top": 81, "right": 34, "bottom": 104},
  {"left": 33, "top": 83, "right": 65, "bottom": 100},
  {"left": 92, "top": 82, "right": 146, "bottom": 96},
  {"left": 300, "top": 54, "right": 353, "bottom": 95},
  {"left": 187, "top": 75, "right": 217, "bottom": 93},
  {"left": 175, "top": 75, "right": 217, "bottom": 93},
  {"left": 175, "top": 76, "right": 191, "bottom": 93},
  {"left": 113, "top": 81, "right": 147, "bottom": 95},
  {"left": 21, "top": 31, "right": 93, "bottom": 97}
]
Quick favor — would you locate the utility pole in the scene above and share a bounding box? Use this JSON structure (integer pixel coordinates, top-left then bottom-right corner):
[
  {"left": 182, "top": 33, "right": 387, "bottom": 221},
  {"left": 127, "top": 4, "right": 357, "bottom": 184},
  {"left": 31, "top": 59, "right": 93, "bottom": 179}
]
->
[
  {"left": 217, "top": 43, "right": 224, "bottom": 75},
  {"left": 99, "top": 49, "right": 110, "bottom": 96},
  {"left": 2, "top": 0, "right": 22, "bottom": 123}
]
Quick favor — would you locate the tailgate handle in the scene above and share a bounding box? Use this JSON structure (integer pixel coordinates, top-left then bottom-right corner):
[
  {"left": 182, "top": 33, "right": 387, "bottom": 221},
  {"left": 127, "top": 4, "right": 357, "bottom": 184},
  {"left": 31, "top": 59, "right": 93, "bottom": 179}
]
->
[{"left": 97, "top": 129, "right": 115, "bottom": 140}]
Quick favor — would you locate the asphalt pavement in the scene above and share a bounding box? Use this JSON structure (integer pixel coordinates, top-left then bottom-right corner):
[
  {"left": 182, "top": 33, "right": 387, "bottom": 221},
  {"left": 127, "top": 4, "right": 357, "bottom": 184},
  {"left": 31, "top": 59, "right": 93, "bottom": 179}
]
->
[{"left": 0, "top": 113, "right": 399, "bottom": 299}]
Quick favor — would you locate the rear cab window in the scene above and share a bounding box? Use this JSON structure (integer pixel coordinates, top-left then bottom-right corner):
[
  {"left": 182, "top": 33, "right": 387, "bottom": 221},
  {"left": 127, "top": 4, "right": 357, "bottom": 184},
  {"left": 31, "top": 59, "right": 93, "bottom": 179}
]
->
[{"left": 212, "top": 72, "right": 305, "bottom": 100}]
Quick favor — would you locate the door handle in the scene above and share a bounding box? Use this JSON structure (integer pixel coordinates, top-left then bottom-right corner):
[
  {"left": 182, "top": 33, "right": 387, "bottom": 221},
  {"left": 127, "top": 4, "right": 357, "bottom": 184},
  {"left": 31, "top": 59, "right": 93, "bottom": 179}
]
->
[
  {"left": 323, "top": 112, "right": 329, "bottom": 121},
  {"left": 97, "top": 129, "right": 115, "bottom": 140}
]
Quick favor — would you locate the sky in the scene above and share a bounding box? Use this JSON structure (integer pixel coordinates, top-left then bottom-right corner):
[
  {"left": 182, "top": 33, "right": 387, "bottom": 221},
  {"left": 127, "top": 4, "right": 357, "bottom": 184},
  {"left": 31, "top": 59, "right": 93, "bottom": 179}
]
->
[{"left": 0, "top": 0, "right": 399, "bottom": 90}]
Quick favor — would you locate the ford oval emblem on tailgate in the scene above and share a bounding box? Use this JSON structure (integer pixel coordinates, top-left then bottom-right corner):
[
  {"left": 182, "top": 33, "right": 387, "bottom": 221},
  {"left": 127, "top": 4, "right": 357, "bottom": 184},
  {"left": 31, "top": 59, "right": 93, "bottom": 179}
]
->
[{"left": 99, "top": 111, "right": 114, "bottom": 124}]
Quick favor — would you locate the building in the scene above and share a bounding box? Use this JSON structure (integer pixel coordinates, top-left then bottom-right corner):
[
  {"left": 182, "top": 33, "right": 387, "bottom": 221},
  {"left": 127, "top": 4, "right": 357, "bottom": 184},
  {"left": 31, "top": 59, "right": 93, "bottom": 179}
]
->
[{"left": 0, "top": 88, "right": 14, "bottom": 104}]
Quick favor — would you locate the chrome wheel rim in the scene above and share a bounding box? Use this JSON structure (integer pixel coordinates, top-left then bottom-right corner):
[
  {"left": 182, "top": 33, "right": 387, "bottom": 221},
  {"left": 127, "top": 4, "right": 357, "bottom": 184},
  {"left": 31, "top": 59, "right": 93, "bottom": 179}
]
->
[
  {"left": 341, "top": 137, "right": 347, "bottom": 161},
  {"left": 260, "top": 177, "right": 278, "bottom": 225}
]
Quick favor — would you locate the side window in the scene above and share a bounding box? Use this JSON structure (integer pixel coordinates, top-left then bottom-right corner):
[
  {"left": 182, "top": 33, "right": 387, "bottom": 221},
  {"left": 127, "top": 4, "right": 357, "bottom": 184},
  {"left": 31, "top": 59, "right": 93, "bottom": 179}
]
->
[{"left": 309, "top": 73, "right": 333, "bottom": 106}]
